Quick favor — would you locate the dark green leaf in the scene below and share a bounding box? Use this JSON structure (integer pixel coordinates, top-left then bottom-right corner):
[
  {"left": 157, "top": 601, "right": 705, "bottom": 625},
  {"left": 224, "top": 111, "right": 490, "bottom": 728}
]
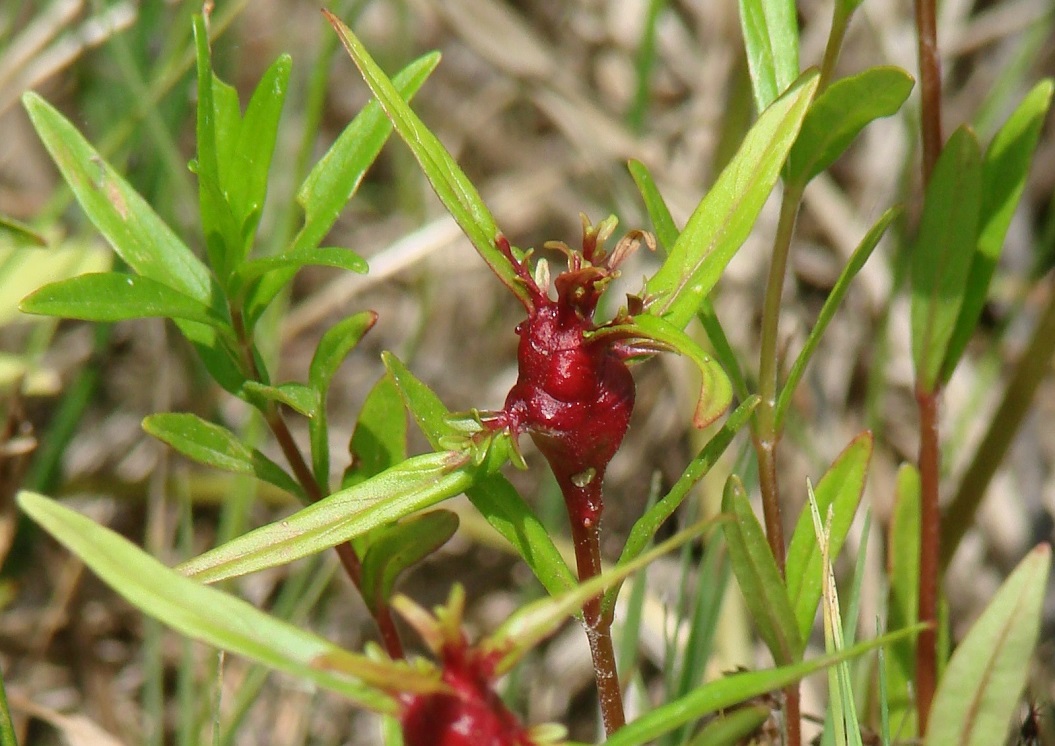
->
[
  {"left": 21, "top": 93, "right": 214, "bottom": 303},
  {"left": 646, "top": 72, "right": 818, "bottom": 329},
  {"left": 786, "top": 66, "right": 914, "bottom": 185},
  {"left": 17, "top": 491, "right": 430, "bottom": 709},
  {"left": 309, "top": 311, "right": 378, "bottom": 397},
  {"left": 940, "top": 80, "right": 1054, "bottom": 383},
  {"left": 291, "top": 53, "right": 440, "bottom": 254},
  {"left": 342, "top": 375, "right": 407, "bottom": 490},
  {"left": 241, "top": 381, "right": 317, "bottom": 418},
  {"left": 722, "top": 475, "right": 802, "bottom": 663},
  {"left": 785, "top": 433, "right": 871, "bottom": 651},
  {"left": 602, "top": 626, "right": 923, "bottom": 746},
  {"left": 738, "top": 0, "right": 799, "bottom": 111},
  {"left": 776, "top": 208, "right": 898, "bottom": 428},
  {"left": 382, "top": 352, "right": 577, "bottom": 596},
  {"left": 910, "top": 125, "right": 982, "bottom": 392},
  {"left": 886, "top": 464, "right": 920, "bottom": 703},
  {"left": 325, "top": 13, "right": 531, "bottom": 307},
  {"left": 359, "top": 510, "right": 458, "bottom": 612},
  {"left": 925, "top": 545, "right": 1050, "bottom": 746},
  {"left": 21, "top": 273, "right": 230, "bottom": 330}
]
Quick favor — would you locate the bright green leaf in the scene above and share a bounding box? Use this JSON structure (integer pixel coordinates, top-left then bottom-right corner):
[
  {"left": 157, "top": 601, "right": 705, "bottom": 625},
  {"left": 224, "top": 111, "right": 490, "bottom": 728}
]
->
[
  {"left": 603, "top": 626, "right": 922, "bottom": 746},
  {"left": 21, "top": 93, "right": 214, "bottom": 303},
  {"left": 177, "top": 452, "right": 477, "bottom": 583},
  {"left": 310, "top": 311, "right": 378, "bottom": 397},
  {"left": 785, "top": 432, "right": 872, "bottom": 651},
  {"left": 20, "top": 273, "right": 230, "bottom": 330},
  {"left": 646, "top": 72, "right": 818, "bottom": 329},
  {"left": 940, "top": 80, "right": 1054, "bottom": 383},
  {"left": 241, "top": 381, "right": 317, "bottom": 418},
  {"left": 291, "top": 53, "right": 440, "bottom": 254},
  {"left": 235, "top": 247, "right": 368, "bottom": 289},
  {"left": 0, "top": 213, "right": 46, "bottom": 246},
  {"left": 17, "top": 491, "right": 429, "bottom": 710},
  {"left": 0, "top": 241, "right": 110, "bottom": 326},
  {"left": 786, "top": 66, "right": 914, "bottom": 185},
  {"left": 925, "top": 545, "right": 1050, "bottom": 746},
  {"left": 910, "top": 125, "right": 982, "bottom": 392},
  {"left": 776, "top": 209, "right": 898, "bottom": 428},
  {"left": 360, "top": 510, "right": 458, "bottom": 612},
  {"left": 886, "top": 464, "right": 920, "bottom": 728},
  {"left": 382, "top": 352, "right": 577, "bottom": 597},
  {"left": 324, "top": 12, "right": 530, "bottom": 307},
  {"left": 738, "top": 0, "right": 799, "bottom": 112},
  {"left": 687, "top": 705, "right": 770, "bottom": 746},
  {"left": 722, "top": 475, "right": 802, "bottom": 663},
  {"left": 627, "top": 159, "right": 679, "bottom": 252}
]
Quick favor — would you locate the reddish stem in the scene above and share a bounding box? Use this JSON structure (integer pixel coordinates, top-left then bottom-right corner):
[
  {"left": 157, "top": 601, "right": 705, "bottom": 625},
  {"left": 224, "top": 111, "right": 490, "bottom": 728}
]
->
[
  {"left": 915, "top": 388, "right": 941, "bottom": 731},
  {"left": 915, "top": 0, "right": 943, "bottom": 184}
]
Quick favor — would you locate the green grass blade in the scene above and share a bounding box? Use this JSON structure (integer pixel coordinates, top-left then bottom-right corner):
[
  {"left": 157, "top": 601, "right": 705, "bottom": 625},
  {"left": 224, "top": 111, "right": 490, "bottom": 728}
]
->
[
  {"left": 645, "top": 72, "right": 818, "bottom": 329},
  {"left": 324, "top": 12, "right": 530, "bottom": 307},
  {"left": 886, "top": 465, "right": 920, "bottom": 734},
  {"left": 910, "top": 125, "right": 982, "bottom": 392},
  {"left": 17, "top": 491, "right": 424, "bottom": 711},
  {"left": 776, "top": 209, "right": 898, "bottom": 429},
  {"left": 785, "top": 433, "right": 872, "bottom": 650},
  {"left": 925, "top": 545, "right": 1050, "bottom": 746},
  {"left": 291, "top": 52, "right": 440, "bottom": 254},
  {"left": 722, "top": 475, "right": 802, "bottom": 663},
  {"left": 940, "top": 80, "right": 1054, "bottom": 383},
  {"left": 603, "top": 627, "right": 923, "bottom": 746},
  {"left": 786, "top": 66, "right": 913, "bottom": 185},
  {"left": 738, "top": 0, "right": 799, "bottom": 111}
]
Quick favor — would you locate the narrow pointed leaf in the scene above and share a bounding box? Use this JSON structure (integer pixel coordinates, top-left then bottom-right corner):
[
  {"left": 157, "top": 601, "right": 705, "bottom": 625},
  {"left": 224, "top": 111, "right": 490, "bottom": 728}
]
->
[
  {"left": 177, "top": 452, "right": 476, "bottom": 583},
  {"left": 21, "top": 93, "right": 213, "bottom": 303},
  {"left": 722, "top": 475, "right": 802, "bottom": 663},
  {"left": 235, "top": 247, "right": 368, "bottom": 287},
  {"left": 911, "top": 125, "right": 982, "bottom": 392},
  {"left": 940, "top": 80, "right": 1054, "bottom": 383},
  {"left": 687, "top": 705, "right": 770, "bottom": 746},
  {"left": 342, "top": 375, "right": 407, "bottom": 490},
  {"left": 324, "top": 12, "right": 530, "bottom": 307},
  {"left": 886, "top": 464, "right": 920, "bottom": 723},
  {"left": 0, "top": 213, "right": 47, "bottom": 246},
  {"left": 360, "top": 510, "right": 458, "bottom": 612},
  {"left": 776, "top": 209, "right": 898, "bottom": 428},
  {"left": 383, "top": 352, "right": 577, "bottom": 596},
  {"left": 738, "top": 0, "right": 800, "bottom": 111},
  {"left": 241, "top": 381, "right": 318, "bottom": 418},
  {"left": 292, "top": 53, "right": 440, "bottom": 254},
  {"left": 785, "top": 432, "right": 872, "bottom": 650},
  {"left": 786, "top": 66, "right": 914, "bottom": 185},
  {"left": 16, "top": 491, "right": 417, "bottom": 710},
  {"left": 309, "top": 311, "right": 378, "bottom": 397},
  {"left": 646, "top": 72, "right": 818, "bottom": 329},
  {"left": 603, "top": 626, "right": 923, "bottom": 746},
  {"left": 925, "top": 545, "right": 1050, "bottom": 746},
  {"left": 21, "top": 273, "right": 230, "bottom": 329},
  {"left": 627, "top": 159, "right": 679, "bottom": 251}
]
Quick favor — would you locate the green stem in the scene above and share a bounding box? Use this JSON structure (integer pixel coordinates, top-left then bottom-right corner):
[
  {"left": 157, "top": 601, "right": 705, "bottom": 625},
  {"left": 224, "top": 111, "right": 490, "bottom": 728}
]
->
[
  {"left": 941, "top": 275, "right": 1055, "bottom": 569},
  {"left": 818, "top": 5, "right": 850, "bottom": 93}
]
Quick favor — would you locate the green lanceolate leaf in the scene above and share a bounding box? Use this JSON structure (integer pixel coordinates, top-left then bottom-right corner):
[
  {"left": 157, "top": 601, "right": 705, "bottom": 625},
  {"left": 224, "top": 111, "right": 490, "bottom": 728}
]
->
[
  {"left": 235, "top": 247, "right": 368, "bottom": 287},
  {"left": 359, "top": 510, "right": 458, "bottom": 612},
  {"left": 241, "top": 381, "right": 318, "bottom": 418},
  {"left": 786, "top": 66, "right": 914, "bottom": 185},
  {"left": 646, "top": 72, "right": 818, "bottom": 330},
  {"left": 143, "top": 412, "right": 304, "bottom": 499},
  {"left": 343, "top": 375, "right": 408, "bottom": 490},
  {"left": 17, "top": 491, "right": 429, "bottom": 710},
  {"left": 382, "top": 352, "right": 577, "bottom": 597},
  {"left": 939, "top": 80, "right": 1054, "bottom": 383},
  {"left": 593, "top": 313, "right": 733, "bottom": 428},
  {"left": 925, "top": 545, "right": 1050, "bottom": 746},
  {"left": 21, "top": 94, "right": 213, "bottom": 303},
  {"left": 784, "top": 432, "right": 872, "bottom": 650},
  {"left": 0, "top": 213, "right": 46, "bottom": 246},
  {"left": 20, "top": 273, "right": 230, "bottom": 330},
  {"left": 910, "top": 125, "right": 982, "bottom": 392},
  {"left": 738, "top": 0, "right": 799, "bottom": 112},
  {"left": 603, "top": 626, "right": 922, "bottom": 746},
  {"left": 687, "top": 705, "right": 770, "bottom": 746},
  {"left": 627, "top": 159, "right": 680, "bottom": 251},
  {"left": 776, "top": 208, "right": 898, "bottom": 428},
  {"left": 722, "top": 475, "right": 802, "bottom": 663},
  {"left": 178, "top": 452, "right": 477, "bottom": 583},
  {"left": 886, "top": 464, "right": 920, "bottom": 726},
  {"left": 292, "top": 53, "right": 440, "bottom": 254},
  {"left": 324, "top": 12, "right": 530, "bottom": 308}
]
